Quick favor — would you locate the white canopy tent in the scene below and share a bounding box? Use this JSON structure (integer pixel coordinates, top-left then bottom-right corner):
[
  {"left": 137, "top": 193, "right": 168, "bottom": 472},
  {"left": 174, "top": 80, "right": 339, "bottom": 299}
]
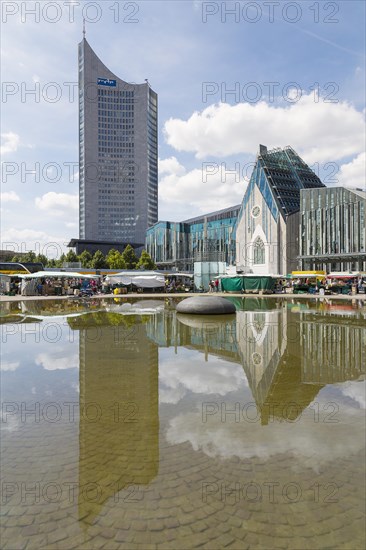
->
[
  {"left": 105, "top": 271, "right": 165, "bottom": 288},
  {"left": 18, "top": 271, "right": 100, "bottom": 279}
]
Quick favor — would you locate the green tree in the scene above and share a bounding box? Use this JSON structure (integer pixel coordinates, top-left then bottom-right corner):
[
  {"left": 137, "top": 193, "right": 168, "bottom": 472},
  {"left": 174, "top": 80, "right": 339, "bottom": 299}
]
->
[
  {"left": 0, "top": 252, "right": 14, "bottom": 261},
  {"left": 78, "top": 250, "right": 92, "bottom": 268},
  {"left": 106, "top": 249, "right": 126, "bottom": 269},
  {"left": 90, "top": 250, "right": 107, "bottom": 269},
  {"left": 23, "top": 251, "right": 37, "bottom": 262},
  {"left": 36, "top": 254, "right": 48, "bottom": 267},
  {"left": 55, "top": 253, "right": 66, "bottom": 268},
  {"left": 11, "top": 255, "right": 22, "bottom": 263},
  {"left": 136, "top": 249, "right": 156, "bottom": 270},
  {"left": 65, "top": 250, "right": 79, "bottom": 263},
  {"left": 121, "top": 244, "right": 138, "bottom": 269},
  {"left": 47, "top": 259, "right": 57, "bottom": 268}
]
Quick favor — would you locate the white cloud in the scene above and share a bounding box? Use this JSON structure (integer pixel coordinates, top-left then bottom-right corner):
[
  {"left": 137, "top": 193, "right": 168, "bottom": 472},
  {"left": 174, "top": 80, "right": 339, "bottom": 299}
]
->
[
  {"left": 36, "top": 349, "right": 78, "bottom": 371},
  {"left": 159, "top": 157, "right": 245, "bottom": 215},
  {"left": 338, "top": 381, "right": 366, "bottom": 409},
  {"left": 159, "top": 156, "right": 186, "bottom": 176},
  {"left": 1, "top": 191, "right": 20, "bottom": 203},
  {"left": 1, "top": 132, "right": 20, "bottom": 155},
  {"left": 164, "top": 94, "right": 365, "bottom": 163},
  {"left": 159, "top": 351, "right": 247, "bottom": 405},
  {"left": 337, "top": 152, "right": 366, "bottom": 189},
  {"left": 0, "top": 360, "right": 20, "bottom": 372},
  {"left": 0, "top": 228, "right": 68, "bottom": 257},
  {"left": 166, "top": 402, "right": 365, "bottom": 470},
  {"left": 35, "top": 192, "right": 78, "bottom": 216}
]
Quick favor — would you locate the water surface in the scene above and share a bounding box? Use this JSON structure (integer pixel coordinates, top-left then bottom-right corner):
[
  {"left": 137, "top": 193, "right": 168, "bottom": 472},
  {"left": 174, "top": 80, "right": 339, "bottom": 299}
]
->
[{"left": 1, "top": 297, "right": 365, "bottom": 549}]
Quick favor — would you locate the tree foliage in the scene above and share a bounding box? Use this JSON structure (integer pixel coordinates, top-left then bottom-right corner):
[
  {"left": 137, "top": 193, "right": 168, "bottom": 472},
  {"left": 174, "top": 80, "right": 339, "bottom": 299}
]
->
[
  {"left": 136, "top": 249, "right": 156, "bottom": 270},
  {"left": 90, "top": 250, "right": 107, "bottom": 269},
  {"left": 65, "top": 250, "right": 79, "bottom": 263},
  {"left": 7, "top": 245, "right": 157, "bottom": 272},
  {"left": 78, "top": 250, "right": 92, "bottom": 268},
  {"left": 121, "top": 244, "right": 138, "bottom": 269},
  {"left": 106, "top": 249, "right": 126, "bottom": 269}
]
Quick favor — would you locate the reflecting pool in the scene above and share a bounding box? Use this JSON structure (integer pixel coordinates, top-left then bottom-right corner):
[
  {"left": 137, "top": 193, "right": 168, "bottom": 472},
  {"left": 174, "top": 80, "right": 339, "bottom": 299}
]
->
[{"left": 1, "top": 297, "right": 365, "bottom": 549}]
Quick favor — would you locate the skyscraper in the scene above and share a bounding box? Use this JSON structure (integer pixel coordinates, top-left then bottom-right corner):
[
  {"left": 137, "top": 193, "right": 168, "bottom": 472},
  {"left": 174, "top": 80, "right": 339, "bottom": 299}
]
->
[{"left": 69, "top": 38, "right": 158, "bottom": 255}]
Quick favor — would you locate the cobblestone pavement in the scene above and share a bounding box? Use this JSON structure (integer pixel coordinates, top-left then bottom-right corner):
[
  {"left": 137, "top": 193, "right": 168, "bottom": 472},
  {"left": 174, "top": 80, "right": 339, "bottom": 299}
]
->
[{"left": 1, "top": 418, "right": 365, "bottom": 549}]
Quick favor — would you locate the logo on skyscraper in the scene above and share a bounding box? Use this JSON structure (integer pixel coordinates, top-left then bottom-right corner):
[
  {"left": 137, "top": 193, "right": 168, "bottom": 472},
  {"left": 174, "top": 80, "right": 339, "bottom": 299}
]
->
[{"left": 97, "top": 78, "right": 116, "bottom": 87}]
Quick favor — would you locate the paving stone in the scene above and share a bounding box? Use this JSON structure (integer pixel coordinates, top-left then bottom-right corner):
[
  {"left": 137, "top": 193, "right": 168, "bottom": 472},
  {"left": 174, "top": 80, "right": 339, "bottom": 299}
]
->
[
  {"left": 46, "top": 527, "right": 70, "bottom": 544},
  {"left": 191, "top": 520, "right": 209, "bottom": 533}
]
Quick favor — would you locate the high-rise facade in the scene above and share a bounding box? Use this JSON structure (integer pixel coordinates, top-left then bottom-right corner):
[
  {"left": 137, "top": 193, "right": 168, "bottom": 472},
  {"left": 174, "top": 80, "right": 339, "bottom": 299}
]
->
[
  {"left": 299, "top": 186, "right": 366, "bottom": 271},
  {"left": 73, "top": 38, "right": 158, "bottom": 253}
]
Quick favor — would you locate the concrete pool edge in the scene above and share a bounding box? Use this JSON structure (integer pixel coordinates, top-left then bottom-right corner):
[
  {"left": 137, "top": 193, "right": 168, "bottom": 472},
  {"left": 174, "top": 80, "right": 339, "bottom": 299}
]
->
[{"left": 1, "top": 292, "right": 365, "bottom": 303}]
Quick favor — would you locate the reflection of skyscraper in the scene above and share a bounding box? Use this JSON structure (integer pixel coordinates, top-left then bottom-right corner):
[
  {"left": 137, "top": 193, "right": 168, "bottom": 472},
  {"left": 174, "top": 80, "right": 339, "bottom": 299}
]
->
[{"left": 69, "top": 313, "right": 159, "bottom": 524}]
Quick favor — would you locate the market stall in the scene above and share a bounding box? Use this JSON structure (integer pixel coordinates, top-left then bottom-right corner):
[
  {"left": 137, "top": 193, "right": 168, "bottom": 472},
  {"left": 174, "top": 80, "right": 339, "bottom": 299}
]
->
[
  {"left": 326, "top": 272, "right": 361, "bottom": 295},
  {"left": 291, "top": 271, "right": 326, "bottom": 294},
  {"left": 220, "top": 275, "right": 276, "bottom": 293},
  {"left": 18, "top": 271, "right": 100, "bottom": 296},
  {"left": 105, "top": 271, "right": 165, "bottom": 291}
]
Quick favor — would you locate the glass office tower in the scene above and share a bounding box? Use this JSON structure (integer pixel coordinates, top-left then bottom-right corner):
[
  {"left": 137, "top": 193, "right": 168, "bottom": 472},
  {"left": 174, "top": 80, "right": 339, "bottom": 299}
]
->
[{"left": 76, "top": 38, "right": 158, "bottom": 252}]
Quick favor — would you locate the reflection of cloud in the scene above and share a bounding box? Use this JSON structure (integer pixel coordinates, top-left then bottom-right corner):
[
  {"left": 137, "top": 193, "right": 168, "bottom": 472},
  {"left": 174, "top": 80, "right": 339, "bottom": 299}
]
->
[
  {"left": 35, "top": 348, "right": 78, "bottom": 371},
  {"left": 166, "top": 398, "right": 365, "bottom": 470},
  {"left": 159, "top": 350, "right": 247, "bottom": 404},
  {"left": 1, "top": 361, "right": 20, "bottom": 371},
  {"left": 338, "top": 381, "right": 366, "bottom": 409},
  {"left": 0, "top": 414, "right": 20, "bottom": 432},
  {"left": 160, "top": 386, "right": 187, "bottom": 405}
]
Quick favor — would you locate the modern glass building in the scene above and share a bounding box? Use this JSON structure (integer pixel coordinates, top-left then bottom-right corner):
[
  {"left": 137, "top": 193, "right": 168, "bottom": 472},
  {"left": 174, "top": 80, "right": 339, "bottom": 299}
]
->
[
  {"left": 69, "top": 38, "right": 158, "bottom": 254},
  {"left": 235, "top": 145, "right": 325, "bottom": 275},
  {"left": 146, "top": 205, "right": 240, "bottom": 271},
  {"left": 299, "top": 187, "right": 366, "bottom": 271}
]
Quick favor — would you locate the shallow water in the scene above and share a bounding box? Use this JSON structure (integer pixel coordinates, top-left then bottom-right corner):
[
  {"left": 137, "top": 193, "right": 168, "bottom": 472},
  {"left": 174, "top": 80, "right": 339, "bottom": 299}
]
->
[{"left": 1, "top": 296, "right": 365, "bottom": 549}]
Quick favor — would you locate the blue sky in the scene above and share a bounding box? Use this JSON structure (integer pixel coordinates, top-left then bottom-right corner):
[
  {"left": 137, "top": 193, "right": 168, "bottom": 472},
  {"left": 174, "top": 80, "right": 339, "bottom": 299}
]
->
[{"left": 1, "top": 0, "right": 365, "bottom": 256}]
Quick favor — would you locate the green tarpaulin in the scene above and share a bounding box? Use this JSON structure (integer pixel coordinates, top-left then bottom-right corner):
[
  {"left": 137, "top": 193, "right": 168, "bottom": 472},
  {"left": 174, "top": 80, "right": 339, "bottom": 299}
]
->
[
  {"left": 221, "top": 276, "right": 275, "bottom": 293},
  {"left": 221, "top": 277, "right": 243, "bottom": 292}
]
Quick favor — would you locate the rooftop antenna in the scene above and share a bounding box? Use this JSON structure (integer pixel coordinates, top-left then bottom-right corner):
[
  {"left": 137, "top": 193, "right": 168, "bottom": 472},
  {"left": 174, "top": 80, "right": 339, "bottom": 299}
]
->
[{"left": 83, "top": 18, "right": 86, "bottom": 38}]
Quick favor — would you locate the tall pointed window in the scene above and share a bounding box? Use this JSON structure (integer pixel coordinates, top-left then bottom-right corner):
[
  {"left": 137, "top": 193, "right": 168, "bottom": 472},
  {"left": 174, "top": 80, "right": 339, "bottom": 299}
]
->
[{"left": 253, "top": 237, "right": 265, "bottom": 264}]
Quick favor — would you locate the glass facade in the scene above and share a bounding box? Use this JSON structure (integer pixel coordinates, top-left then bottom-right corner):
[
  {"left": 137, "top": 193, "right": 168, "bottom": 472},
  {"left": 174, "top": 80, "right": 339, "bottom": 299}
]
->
[
  {"left": 300, "top": 187, "right": 366, "bottom": 271},
  {"left": 146, "top": 205, "right": 240, "bottom": 271},
  {"left": 78, "top": 39, "right": 158, "bottom": 246}
]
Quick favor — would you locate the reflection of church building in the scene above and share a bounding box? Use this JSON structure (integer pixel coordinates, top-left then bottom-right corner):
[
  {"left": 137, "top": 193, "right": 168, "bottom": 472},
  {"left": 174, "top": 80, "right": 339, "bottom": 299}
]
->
[
  {"left": 233, "top": 301, "right": 365, "bottom": 424},
  {"left": 235, "top": 305, "right": 323, "bottom": 424},
  {"left": 147, "top": 304, "right": 365, "bottom": 424},
  {"left": 68, "top": 313, "right": 159, "bottom": 524},
  {"left": 235, "top": 145, "right": 325, "bottom": 274}
]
